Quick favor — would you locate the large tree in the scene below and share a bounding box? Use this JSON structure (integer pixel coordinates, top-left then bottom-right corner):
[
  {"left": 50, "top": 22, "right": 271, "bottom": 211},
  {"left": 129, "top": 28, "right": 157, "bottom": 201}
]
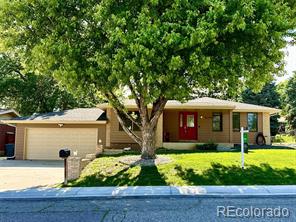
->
[
  {"left": 0, "top": 0, "right": 295, "bottom": 159},
  {"left": 283, "top": 72, "right": 296, "bottom": 132},
  {"left": 240, "top": 83, "right": 281, "bottom": 136},
  {"left": 0, "top": 53, "right": 99, "bottom": 115}
]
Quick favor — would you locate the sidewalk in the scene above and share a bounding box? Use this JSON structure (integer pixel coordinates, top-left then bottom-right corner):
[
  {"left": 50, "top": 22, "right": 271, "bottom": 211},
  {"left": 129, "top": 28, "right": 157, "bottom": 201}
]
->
[{"left": 0, "top": 185, "right": 296, "bottom": 200}]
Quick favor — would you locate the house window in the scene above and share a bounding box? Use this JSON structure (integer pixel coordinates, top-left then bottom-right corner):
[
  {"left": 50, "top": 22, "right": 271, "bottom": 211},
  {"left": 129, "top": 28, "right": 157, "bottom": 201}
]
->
[
  {"left": 187, "top": 115, "right": 195, "bottom": 127},
  {"left": 119, "top": 111, "right": 141, "bottom": 131},
  {"left": 247, "top": 113, "right": 258, "bottom": 132},
  {"left": 212, "top": 112, "right": 223, "bottom": 131},
  {"left": 233, "top": 113, "right": 240, "bottom": 132}
]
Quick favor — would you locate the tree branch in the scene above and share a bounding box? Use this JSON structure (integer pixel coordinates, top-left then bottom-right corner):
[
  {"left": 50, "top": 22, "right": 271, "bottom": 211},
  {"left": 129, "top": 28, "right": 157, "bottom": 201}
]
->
[
  {"left": 128, "top": 81, "right": 141, "bottom": 109},
  {"left": 150, "top": 96, "right": 167, "bottom": 128},
  {"left": 105, "top": 91, "right": 141, "bottom": 128},
  {"left": 112, "top": 107, "right": 142, "bottom": 145},
  {"left": 128, "top": 80, "right": 149, "bottom": 127}
]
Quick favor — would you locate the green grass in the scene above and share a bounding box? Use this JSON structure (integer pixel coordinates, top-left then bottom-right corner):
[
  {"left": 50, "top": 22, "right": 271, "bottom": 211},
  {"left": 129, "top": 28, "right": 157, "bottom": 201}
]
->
[
  {"left": 67, "top": 149, "right": 296, "bottom": 187},
  {"left": 274, "top": 134, "right": 296, "bottom": 143}
]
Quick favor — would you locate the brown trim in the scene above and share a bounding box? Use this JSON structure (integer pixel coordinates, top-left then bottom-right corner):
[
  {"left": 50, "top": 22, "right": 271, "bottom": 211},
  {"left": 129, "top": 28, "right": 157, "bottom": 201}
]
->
[{"left": 232, "top": 112, "right": 241, "bottom": 132}]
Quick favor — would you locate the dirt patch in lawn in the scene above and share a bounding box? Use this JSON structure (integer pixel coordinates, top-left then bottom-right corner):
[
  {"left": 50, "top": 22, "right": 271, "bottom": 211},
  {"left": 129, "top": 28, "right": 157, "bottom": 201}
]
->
[{"left": 118, "top": 156, "right": 172, "bottom": 166}]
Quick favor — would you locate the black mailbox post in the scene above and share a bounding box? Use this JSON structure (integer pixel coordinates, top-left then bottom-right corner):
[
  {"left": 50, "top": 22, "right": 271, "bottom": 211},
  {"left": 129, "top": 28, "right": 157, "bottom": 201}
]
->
[{"left": 59, "top": 149, "right": 71, "bottom": 185}]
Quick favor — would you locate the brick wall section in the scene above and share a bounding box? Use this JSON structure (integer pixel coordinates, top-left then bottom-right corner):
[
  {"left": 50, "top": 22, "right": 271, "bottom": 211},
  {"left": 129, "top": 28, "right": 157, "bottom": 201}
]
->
[
  {"left": 0, "top": 124, "right": 15, "bottom": 154},
  {"left": 67, "top": 157, "right": 81, "bottom": 181}
]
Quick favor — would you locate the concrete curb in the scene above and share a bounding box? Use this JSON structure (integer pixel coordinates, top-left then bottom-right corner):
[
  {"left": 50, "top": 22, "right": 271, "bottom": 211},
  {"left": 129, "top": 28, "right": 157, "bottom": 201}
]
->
[{"left": 0, "top": 185, "right": 296, "bottom": 200}]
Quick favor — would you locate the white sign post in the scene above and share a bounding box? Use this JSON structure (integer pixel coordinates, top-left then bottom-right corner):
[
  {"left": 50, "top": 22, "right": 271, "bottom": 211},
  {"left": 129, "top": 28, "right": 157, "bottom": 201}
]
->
[{"left": 240, "top": 127, "right": 249, "bottom": 170}]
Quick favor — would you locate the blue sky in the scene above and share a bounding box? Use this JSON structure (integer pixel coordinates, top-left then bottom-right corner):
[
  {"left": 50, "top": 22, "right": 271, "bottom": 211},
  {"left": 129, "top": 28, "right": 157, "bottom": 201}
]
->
[{"left": 279, "top": 43, "right": 296, "bottom": 82}]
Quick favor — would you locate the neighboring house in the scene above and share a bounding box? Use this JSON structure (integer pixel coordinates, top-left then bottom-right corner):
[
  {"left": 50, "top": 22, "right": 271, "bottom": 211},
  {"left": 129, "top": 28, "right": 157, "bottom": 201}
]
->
[
  {"left": 4, "top": 97, "right": 279, "bottom": 160},
  {"left": 0, "top": 109, "right": 19, "bottom": 155}
]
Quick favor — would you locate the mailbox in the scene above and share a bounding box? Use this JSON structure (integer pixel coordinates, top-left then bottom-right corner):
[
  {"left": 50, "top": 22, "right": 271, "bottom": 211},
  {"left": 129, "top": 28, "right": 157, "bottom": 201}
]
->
[
  {"left": 59, "top": 148, "right": 71, "bottom": 185},
  {"left": 59, "top": 149, "right": 71, "bottom": 159}
]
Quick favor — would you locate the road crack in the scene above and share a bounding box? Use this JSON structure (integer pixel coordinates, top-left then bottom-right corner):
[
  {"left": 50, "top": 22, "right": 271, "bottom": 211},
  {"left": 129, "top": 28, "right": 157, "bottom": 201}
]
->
[{"left": 100, "top": 210, "right": 110, "bottom": 222}]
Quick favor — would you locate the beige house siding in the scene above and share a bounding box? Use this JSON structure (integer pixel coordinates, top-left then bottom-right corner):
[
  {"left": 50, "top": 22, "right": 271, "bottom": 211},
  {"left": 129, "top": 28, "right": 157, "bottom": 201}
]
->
[
  {"left": 198, "top": 110, "right": 230, "bottom": 143},
  {"left": 105, "top": 108, "right": 112, "bottom": 147},
  {"left": 109, "top": 109, "right": 141, "bottom": 148},
  {"left": 229, "top": 110, "right": 233, "bottom": 143},
  {"left": 163, "top": 110, "right": 179, "bottom": 142},
  {"left": 108, "top": 109, "right": 162, "bottom": 149},
  {"left": 15, "top": 125, "right": 25, "bottom": 159},
  {"left": 263, "top": 112, "right": 271, "bottom": 145},
  {"left": 14, "top": 123, "right": 106, "bottom": 160}
]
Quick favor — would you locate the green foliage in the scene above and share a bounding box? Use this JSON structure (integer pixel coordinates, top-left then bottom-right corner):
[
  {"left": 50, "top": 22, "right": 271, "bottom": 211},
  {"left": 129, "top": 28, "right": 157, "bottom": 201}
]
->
[
  {"left": 276, "top": 80, "right": 288, "bottom": 108},
  {"left": 0, "top": 0, "right": 295, "bottom": 102},
  {"left": 196, "top": 142, "right": 218, "bottom": 151},
  {"left": 240, "top": 83, "right": 281, "bottom": 136},
  {"left": 273, "top": 134, "right": 296, "bottom": 143},
  {"left": 283, "top": 72, "right": 296, "bottom": 130},
  {"left": 0, "top": 53, "right": 99, "bottom": 115}
]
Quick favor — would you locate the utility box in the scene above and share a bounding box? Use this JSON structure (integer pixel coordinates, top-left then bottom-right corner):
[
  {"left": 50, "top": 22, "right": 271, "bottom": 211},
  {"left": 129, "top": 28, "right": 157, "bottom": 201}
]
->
[{"left": 243, "top": 133, "right": 249, "bottom": 144}]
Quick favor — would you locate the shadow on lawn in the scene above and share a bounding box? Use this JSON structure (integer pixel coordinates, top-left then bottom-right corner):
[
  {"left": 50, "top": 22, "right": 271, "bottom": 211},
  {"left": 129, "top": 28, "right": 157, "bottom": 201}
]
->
[
  {"left": 175, "top": 163, "right": 296, "bottom": 185},
  {"left": 101, "top": 149, "right": 239, "bottom": 158},
  {"left": 71, "top": 163, "right": 167, "bottom": 187},
  {"left": 100, "top": 146, "right": 295, "bottom": 158}
]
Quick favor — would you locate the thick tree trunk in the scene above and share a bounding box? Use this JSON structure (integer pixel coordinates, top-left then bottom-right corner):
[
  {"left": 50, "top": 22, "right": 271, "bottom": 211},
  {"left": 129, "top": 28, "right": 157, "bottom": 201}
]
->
[
  {"left": 106, "top": 91, "right": 167, "bottom": 160},
  {"left": 141, "top": 125, "right": 156, "bottom": 159}
]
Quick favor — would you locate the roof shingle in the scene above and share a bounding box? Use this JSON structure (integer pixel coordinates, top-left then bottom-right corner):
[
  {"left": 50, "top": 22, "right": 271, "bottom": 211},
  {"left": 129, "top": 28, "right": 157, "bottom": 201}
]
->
[
  {"left": 14, "top": 108, "right": 105, "bottom": 121},
  {"left": 97, "top": 97, "right": 280, "bottom": 114}
]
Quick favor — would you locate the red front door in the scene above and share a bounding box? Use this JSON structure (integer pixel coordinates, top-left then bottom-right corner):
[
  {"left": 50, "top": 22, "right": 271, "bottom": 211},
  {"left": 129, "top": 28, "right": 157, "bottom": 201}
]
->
[{"left": 179, "top": 112, "right": 198, "bottom": 140}]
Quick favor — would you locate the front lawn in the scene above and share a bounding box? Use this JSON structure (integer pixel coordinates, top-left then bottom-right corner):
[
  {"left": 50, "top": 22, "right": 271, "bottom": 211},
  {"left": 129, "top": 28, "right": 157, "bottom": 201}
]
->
[{"left": 67, "top": 149, "right": 296, "bottom": 186}]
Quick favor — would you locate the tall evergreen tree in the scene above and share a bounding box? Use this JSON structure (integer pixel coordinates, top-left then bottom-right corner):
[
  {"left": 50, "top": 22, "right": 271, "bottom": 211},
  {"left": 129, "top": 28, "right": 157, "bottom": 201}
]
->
[{"left": 284, "top": 73, "right": 296, "bottom": 132}]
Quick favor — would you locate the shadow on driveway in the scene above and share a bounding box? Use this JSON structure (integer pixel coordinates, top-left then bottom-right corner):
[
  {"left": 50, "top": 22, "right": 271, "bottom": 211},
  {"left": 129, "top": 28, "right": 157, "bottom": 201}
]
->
[{"left": 0, "top": 159, "right": 63, "bottom": 168}]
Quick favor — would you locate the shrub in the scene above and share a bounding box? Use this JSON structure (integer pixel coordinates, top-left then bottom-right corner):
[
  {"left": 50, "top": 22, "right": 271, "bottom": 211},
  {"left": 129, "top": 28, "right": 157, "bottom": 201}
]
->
[
  {"left": 273, "top": 134, "right": 296, "bottom": 143},
  {"left": 196, "top": 142, "right": 218, "bottom": 151}
]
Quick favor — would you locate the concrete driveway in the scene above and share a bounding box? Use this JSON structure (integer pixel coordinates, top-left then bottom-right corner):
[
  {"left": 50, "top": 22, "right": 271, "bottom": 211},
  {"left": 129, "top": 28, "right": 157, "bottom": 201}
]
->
[{"left": 0, "top": 158, "right": 63, "bottom": 191}]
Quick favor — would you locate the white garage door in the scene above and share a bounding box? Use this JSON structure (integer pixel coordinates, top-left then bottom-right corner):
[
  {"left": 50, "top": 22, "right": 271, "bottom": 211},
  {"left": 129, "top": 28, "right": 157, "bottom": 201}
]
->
[{"left": 26, "top": 128, "right": 98, "bottom": 160}]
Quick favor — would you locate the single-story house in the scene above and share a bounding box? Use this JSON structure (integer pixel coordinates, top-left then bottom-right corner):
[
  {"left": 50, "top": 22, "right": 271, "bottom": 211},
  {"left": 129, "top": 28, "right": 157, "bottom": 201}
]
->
[
  {"left": 0, "top": 109, "right": 19, "bottom": 155},
  {"left": 4, "top": 97, "right": 280, "bottom": 160}
]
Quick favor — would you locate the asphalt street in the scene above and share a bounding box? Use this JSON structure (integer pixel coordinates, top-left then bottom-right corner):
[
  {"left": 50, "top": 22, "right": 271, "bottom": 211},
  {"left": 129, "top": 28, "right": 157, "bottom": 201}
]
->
[{"left": 0, "top": 196, "right": 296, "bottom": 222}]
